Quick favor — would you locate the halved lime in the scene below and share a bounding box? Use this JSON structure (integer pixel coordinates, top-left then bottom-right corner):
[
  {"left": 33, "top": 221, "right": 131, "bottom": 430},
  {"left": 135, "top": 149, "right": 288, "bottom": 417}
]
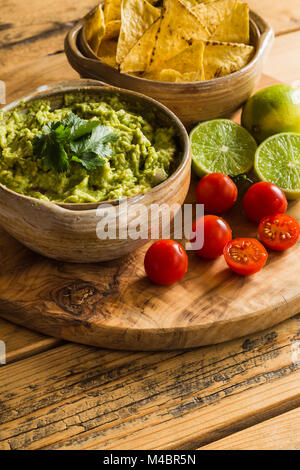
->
[
  {"left": 255, "top": 132, "right": 300, "bottom": 199},
  {"left": 190, "top": 119, "right": 257, "bottom": 177}
]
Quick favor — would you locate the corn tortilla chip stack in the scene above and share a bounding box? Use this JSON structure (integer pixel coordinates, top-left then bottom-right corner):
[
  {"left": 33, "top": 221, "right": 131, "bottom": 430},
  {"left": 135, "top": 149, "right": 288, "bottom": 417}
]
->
[
  {"left": 84, "top": 0, "right": 254, "bottom": 82},
  {"left": 116, "top": 0, "right": 161, "bottom": 64},
  {"left": 84, "top": 5, "right": 105, "bottom": 53}
]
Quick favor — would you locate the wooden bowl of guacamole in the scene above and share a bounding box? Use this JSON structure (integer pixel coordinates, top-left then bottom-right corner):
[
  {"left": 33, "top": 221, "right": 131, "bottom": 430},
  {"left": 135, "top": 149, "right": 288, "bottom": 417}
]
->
[{"left": 0, "top": 80, "right": 190, "bottom": 262}]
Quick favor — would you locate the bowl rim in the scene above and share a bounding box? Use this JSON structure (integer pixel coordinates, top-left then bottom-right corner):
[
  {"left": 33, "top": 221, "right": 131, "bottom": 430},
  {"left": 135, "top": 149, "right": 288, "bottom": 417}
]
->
[
  {"left": 75, "top": 8, "right": 273, "bottom": 88},
  {"left": 0, "top": 79, "right": 190, "bottom": 212}
]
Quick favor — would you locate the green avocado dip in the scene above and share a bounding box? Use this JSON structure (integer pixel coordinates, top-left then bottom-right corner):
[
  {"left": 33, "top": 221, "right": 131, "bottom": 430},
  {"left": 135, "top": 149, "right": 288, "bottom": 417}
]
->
[{"left": 0, "top": 93, "right": 177, "bottom": 203}]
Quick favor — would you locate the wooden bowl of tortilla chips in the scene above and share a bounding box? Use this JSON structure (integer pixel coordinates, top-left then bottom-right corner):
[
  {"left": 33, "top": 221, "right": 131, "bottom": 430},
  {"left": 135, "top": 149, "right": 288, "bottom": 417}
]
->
[{"left": 65, "top": 0, "right": 274, "bottom": 128}]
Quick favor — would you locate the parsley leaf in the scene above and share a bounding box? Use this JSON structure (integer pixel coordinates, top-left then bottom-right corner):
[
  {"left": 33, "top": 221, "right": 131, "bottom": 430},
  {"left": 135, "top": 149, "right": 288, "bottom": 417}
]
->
[
  {"left": 33, "top": 122, "right": 70, "bottom": 173},
  {"left": 70, "top": 125, "right": 118, "bottom": 157},
  {"left": 71, "top": 153, "right": 106, "bottom": 171},
  {"left": 32, "top": 113, "right": 119, "bottom": 173},
  {"left": 62, "top": 113, "right": 102, "bottom": 140}
]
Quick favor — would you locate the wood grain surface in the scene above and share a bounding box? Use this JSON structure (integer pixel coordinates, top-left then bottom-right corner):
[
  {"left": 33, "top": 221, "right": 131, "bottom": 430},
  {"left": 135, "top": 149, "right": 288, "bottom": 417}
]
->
[
  {"left": 246, "top": 0, "right": 300, "bottom": 36},
  {"left": 0, "top": 316, "right": 299, "bottom": 449},
  {"left": 0, "top": 0, "right": 98, "bottom": 73},
  {"left": 0, "top": 318, "right": 62, "bottom": 364},
  {"left": 200, "top": 408, "right": 300, "bottom": 450},
  {"left": 0, "top": 0, "right": 300, "bottom": 451},
  {"left": 264, "top": 30, "right": 300, "bottom": 85}
]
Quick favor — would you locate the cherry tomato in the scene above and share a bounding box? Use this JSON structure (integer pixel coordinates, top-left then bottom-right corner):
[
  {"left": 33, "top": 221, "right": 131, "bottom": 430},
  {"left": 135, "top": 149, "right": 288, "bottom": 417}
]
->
[
  {"left": 144, "top": 239, "right": 188, "bottom": 285},
  {"left": 258, "top": 213, "right": 300, "bottom": 251},
  {"left": 191, "top": 215, "right": 232, "bottom": 259},
  {"left": 196, "top": 173, "right": 238, "bottom": 214},
  {"left": 243, "top": 182, "right": 287, "bottom": 223},
  {"left": 224, "top": 238, "right": 268, "bottom": 276}
]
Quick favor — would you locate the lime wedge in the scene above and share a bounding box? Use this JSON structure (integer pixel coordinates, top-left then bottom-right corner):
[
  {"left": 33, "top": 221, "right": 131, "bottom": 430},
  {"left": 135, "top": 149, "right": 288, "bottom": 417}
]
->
[
  {"left": 190, "top": 119, "right": 257, "bottom": 177},
  {"left": 255, "top": 132, "right": 300, "bottom": 199}
]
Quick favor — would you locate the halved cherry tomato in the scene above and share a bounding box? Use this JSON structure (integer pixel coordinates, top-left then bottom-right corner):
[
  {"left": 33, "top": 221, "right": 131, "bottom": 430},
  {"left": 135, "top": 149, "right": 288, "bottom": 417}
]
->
[
  {"left": 191, "top": 215, "right": 232, "bottom": 259},
  {"left": 243, "top": 182, "right": 287, "bottom": 223},
  {"left": 196, "top": 173, "right": 238, "bottom": 214},
  {"left": 224, "top": 238, "right": 268, "bottom": 276},
  {"left": 258, "top": 213, "right": 300, "bottom": 251},
  {"left": 144, "top": 239, "right": 188, "bottom": 286}
]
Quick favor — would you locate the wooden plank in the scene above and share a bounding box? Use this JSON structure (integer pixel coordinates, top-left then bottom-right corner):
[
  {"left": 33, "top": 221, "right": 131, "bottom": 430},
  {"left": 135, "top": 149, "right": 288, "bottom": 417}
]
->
[
  {"left": 0, "top": 0, "right": 99, "bottom": 73},
  {"left": 2, "top": 53, "right": 78, "bottom": 103},
  {"left": 200, "top": 408, "right": 300, "bottom": 450},
  {"left": 247, "top": 0, "right": 300, "bottom": 36},
  {"left": 264, "top": 30, "right": 300, "bottom": 85},
  {"left": 0, "top": 316, "right": 299, "bottom": 449},
  {"left": 0, "top": 318, "right": 63, "bottom": 364}
]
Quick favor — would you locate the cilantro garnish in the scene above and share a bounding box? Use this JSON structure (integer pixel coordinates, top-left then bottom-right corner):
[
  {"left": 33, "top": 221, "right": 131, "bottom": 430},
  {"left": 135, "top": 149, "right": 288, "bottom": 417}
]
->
[{"left": 33, "top": 113, "right": 118, "bottom": 173}]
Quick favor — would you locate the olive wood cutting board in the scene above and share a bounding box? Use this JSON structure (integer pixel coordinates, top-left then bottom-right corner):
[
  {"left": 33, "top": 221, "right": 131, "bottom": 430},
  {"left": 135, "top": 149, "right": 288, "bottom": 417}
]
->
[{"left": 0, "top": 74, "right": 299, "bottom": 350}]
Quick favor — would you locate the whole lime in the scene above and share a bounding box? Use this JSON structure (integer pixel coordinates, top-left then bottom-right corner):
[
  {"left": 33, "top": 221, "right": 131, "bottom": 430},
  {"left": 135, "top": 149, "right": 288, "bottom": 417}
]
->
[{"left": 241, "top": 84, "right": 300, "bottom": 143}]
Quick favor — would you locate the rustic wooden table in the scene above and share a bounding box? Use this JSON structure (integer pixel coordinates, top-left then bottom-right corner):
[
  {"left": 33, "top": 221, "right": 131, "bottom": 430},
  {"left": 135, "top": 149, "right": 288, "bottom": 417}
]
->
[{"left": 0, "top": 0, "right": 300, "bottom": 450}]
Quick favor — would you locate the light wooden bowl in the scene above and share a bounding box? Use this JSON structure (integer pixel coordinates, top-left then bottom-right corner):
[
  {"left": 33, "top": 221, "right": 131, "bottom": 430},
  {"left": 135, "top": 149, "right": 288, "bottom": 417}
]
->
[
  {"left": 65, "top": 9, "right": 274, "bottom": 128},
  {"left": 0, "top": 80, "right": 190, "bottom": 262}
]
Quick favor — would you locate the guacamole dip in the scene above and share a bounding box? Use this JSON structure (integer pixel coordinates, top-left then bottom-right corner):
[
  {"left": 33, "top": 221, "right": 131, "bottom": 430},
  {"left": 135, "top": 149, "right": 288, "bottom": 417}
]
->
[{"left": 0, "top": 94, "right": 177, "bottom": 203}]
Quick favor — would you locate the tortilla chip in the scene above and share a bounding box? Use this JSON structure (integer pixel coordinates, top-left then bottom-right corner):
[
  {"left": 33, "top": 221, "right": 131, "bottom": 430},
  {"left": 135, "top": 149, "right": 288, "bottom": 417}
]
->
[
  {"left": 104, "top": 0, "right": 122, "bottom": 23},
  {"left": 191, "top": 0, "right": 237, "bottom": 36},
  {"left": 180, "top": 0, "right": 199, "bottom": 8},
  {"left": 146, "top": 40, "right": 204, "bottom": 79},
  {"left": 147, "top": 0, "right": 210, "bottom": 72},
  {"left": 210, "top": 1, "right": 250, "bottom": 44},
  {"left": 151, "top": 69, "right": 204, "bottom": 82},
  {"left": 164, "top": 40, "right": 204, "bottom": 73},
  {"left": 104, "top": 20, "right": 121, "bottom": 40},
  {"left": 97, "top": 39, "right": 118, "bottom": 68},
  {"left": 180, "top": 0, "right": 225, "bottom": 9},
  {"left": 203, "top": 41, "right": 254, "bottom": 80},
  {"left": 116, "top": 0, "right": 161, "bottom": 64},
  {"left": 84, "top": 5, "right": 105, "bottom": 53},
  {"left": 120, "top": 18, "right": 161, "bottom": 73}
]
